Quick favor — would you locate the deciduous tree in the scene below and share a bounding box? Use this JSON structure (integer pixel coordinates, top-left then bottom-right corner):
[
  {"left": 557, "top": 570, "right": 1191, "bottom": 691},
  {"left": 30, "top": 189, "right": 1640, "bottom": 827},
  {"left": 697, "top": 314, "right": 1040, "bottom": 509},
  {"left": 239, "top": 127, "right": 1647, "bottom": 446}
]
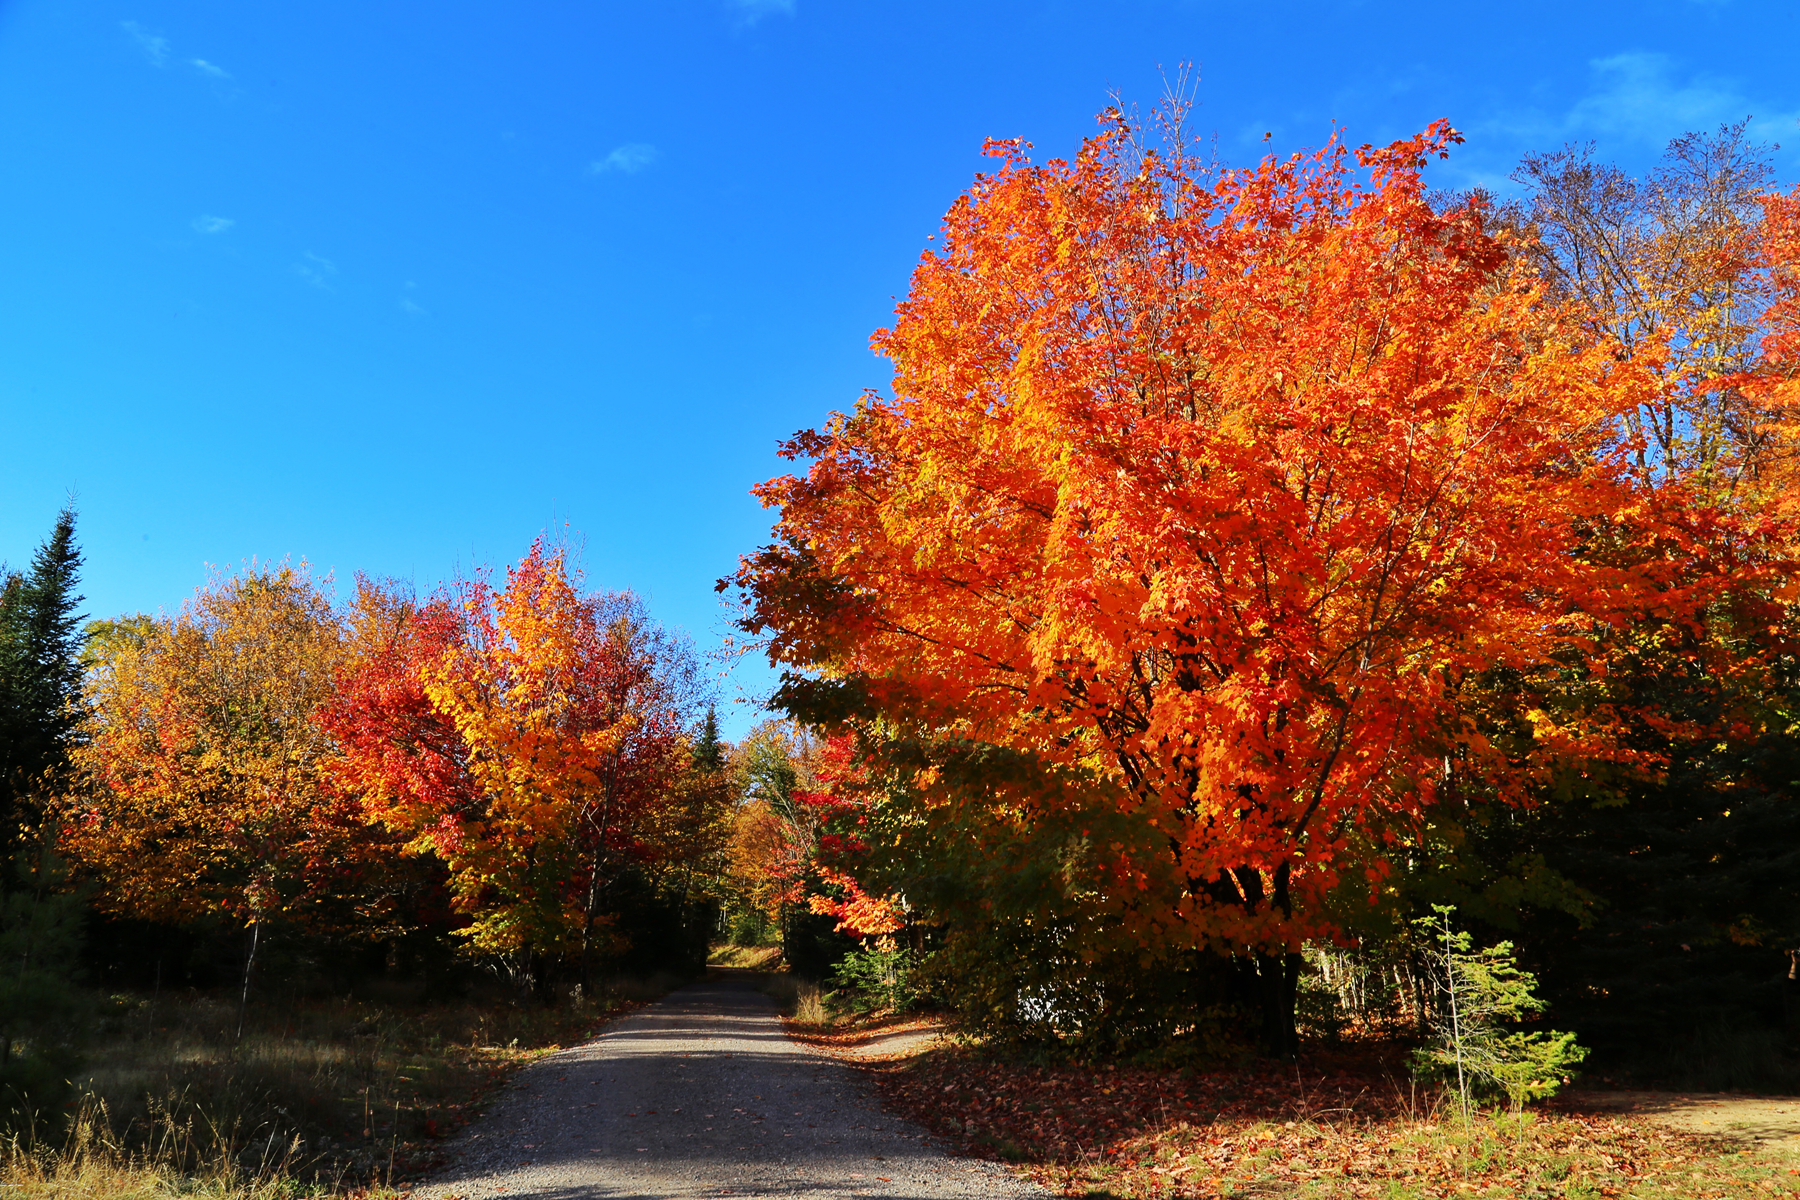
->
[
  {"left": 733, "top": 111, "right": 1675, "bottom": 1051},
  {"left": 1512, "top": 123, "right": 1776, "bottom": 491},
  {"left": 60, "top": 562, "right": 388, "bottom": 1029},
  {"left": 1743, "top": 183, "right": 1800, "bottom": 510},
  {"left": 327, "top": 545, "right": 705, "bottom": 987}
]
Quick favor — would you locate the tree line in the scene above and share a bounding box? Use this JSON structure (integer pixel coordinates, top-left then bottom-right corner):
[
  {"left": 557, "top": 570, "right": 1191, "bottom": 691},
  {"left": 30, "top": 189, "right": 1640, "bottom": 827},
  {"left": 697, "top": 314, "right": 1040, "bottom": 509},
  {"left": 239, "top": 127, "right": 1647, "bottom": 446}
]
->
[{"left": 0, "top": 532, "right": 755, "bottom": 1019}]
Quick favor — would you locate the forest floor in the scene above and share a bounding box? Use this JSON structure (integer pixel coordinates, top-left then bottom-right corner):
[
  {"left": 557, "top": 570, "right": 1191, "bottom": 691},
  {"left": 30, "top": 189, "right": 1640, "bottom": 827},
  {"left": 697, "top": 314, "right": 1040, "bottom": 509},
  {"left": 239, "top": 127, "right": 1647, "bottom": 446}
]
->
[
  {"left": 1559, "top": 1089, "right": 1800, "bottom": 1152},
  {"left": 27, "top": 969, "right": 1800, "bottom": 1199},
  {"left": 794, "top": 1011, "right": 1800, "bottom": 1198}
]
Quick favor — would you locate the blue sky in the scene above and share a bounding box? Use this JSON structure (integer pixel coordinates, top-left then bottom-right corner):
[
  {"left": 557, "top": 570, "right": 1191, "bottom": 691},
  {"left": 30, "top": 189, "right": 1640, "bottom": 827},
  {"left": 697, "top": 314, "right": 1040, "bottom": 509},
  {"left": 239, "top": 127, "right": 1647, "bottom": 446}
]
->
[{"left": 2, "top": 0, "right": 1796, "bottom": 734}]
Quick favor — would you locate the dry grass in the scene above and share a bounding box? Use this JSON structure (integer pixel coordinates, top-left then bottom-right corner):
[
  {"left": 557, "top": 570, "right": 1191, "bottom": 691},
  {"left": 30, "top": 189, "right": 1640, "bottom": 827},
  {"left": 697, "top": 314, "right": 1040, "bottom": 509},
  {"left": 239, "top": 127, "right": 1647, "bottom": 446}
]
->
[
  {"left": 0, "top": 1102, "right": 409, "bottom": 1200},
  {"left": 706, "top": 944, "right": 783, "bottom": 970},
  {"left": 755, "top": 972, "right": 831, "bottom": 1025},
  {"left": 793, "top": 982, "right": 830, "bottom": 1026},
  {"left": 1, "top": 974, "right": 681, "bottom": 1199}
]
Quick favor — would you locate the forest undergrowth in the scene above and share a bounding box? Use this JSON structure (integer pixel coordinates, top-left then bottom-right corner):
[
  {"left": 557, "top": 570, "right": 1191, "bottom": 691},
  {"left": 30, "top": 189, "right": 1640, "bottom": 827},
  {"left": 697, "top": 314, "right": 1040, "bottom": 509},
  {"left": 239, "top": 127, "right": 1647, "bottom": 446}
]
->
[{"left": 0, "top": 977, "right": 677, "bottom": 1200}]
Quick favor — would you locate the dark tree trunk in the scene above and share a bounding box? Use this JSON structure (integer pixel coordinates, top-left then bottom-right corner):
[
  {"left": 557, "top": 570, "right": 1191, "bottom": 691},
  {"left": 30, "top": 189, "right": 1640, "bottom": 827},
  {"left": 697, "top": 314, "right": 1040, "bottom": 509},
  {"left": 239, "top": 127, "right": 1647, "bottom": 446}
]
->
[
  {"left": 1253, "top": 949, "right": 1302, "bottom": 1058},
  {"left": 529, "top": 951, "right": 557, "bottom": 1006},
  {"left": 578, "top": 790, "right": 616, "bottom": 996},
  {"left": 1223, "top": 861, "right": 1303, "bottom": 1058},
  {"left": 1785, "top": 950, "right": 1800, "bottom": 1048}
]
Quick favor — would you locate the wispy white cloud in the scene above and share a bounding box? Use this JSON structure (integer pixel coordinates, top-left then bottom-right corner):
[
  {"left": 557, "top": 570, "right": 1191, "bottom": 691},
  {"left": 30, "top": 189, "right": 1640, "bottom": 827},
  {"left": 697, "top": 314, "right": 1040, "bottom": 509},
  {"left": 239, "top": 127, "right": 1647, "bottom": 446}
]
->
[
  {"left": 1481, "top": 52, "right": 1798, "bottom": 153},
  {"left": 728, "top": 0, "right": 795, "bottom": 25},
  {"left": 121, "top": 21, "right": 169, "bottom": 67},
  {"left": 400, "top": 297, "right": 427, "bottom": 316},
  {"left": 588, "top": 143, "right": 658, "bottom": 175},
  {"left": 191, "top": 214, "right": 234, "bottom": 234},
  {"left": 122, "top": 22, "right": 237, "bottom": 95},
  {"left": 1565, "top": 52, "right": 1766, "bottom": 145},
  {"left": 1453, "top": 51, "right": 1800, "bottom": 191},
  {"left": 296, "top": 252, "right": 337, "bottom": 291}
]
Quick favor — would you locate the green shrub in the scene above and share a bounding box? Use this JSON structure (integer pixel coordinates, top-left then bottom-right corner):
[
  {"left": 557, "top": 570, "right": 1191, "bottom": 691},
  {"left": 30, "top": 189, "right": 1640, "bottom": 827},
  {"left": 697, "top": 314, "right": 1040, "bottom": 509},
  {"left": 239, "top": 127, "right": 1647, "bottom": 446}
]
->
[{"left": 920, "top": 916, "right": 1245, "bottom": 1063}]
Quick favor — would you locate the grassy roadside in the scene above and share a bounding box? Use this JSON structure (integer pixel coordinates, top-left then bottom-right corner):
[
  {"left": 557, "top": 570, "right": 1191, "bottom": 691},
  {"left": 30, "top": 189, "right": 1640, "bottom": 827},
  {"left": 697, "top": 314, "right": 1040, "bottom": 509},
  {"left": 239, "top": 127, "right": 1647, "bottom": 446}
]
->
[
  {"left": 1, "top": 975, "right": 680, "bottom": 1200},
  {"left": 794, "top": 1014, "right": 1800, "bottom": 1199},
  {"left": 705, "top": 944, "right": 782, "bottom": 971},
  {"left": 704, "top": 943, "right": 839, "bottom": 1023}
]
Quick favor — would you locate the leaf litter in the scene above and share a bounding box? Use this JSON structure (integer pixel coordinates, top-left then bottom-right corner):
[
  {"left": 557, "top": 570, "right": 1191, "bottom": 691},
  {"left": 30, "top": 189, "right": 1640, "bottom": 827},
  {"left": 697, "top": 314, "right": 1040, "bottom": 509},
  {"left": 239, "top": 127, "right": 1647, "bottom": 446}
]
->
[{"left": 794, "top": 1026, "right": 1800, "bottom": 1199}]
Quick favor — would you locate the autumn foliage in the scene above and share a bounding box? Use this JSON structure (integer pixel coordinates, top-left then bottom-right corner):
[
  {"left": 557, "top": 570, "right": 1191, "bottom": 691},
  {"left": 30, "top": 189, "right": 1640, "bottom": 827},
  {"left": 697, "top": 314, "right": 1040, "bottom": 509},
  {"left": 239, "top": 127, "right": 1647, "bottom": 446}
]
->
[
  {"left": 1746, "top": 183, "right": 1800, "bottom": 509},
  {"left": 63, "top": 545, "right": 723, "bottom": 990},
  {"left": 66, "top": 564, "right": 384, "bottom": 931},
  {"left": 327, "top": 545, "right": 704, "bottom": 963},
  {"left": 41, "top": 103, "right": 1800, "bottom": 1082},
  {"left": 744, "top": 122, "right": 1624, "bottom": 934},
  {"left": 734, "top": 110, "right": 1800, "bottom": 1050}
]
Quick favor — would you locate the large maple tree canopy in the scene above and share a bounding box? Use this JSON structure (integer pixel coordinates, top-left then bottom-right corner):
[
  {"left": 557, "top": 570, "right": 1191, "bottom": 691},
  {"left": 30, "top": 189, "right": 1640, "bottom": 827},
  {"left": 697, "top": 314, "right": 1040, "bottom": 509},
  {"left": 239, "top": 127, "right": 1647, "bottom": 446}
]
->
[{"left": 735, "top": 118, "right": 1789, "bottom": 950}]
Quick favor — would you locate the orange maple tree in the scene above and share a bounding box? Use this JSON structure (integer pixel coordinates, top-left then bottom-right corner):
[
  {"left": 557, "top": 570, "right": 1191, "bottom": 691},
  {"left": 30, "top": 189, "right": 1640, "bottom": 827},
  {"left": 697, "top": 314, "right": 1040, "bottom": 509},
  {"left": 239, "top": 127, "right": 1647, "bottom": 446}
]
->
[
  {"left": 733, "top": 113, "right": 1686, "bottom": 1048},
  {"left": 326, "top": 544, "right": 701, "bottom": 979}
]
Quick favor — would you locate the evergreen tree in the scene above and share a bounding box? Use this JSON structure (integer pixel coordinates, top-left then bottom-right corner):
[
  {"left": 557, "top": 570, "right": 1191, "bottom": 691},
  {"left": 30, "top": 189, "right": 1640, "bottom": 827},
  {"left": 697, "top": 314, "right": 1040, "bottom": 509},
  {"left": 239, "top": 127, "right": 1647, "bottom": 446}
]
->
[
  {"left": 0, "top": 506, "right": 85, "bottom": 870},
  {"left": 1524, "top": 703, "right": 1800, "bottom": 1088},
  {"left": 693, "top": 705, "right": 724, "bottom": 773},
  {"left": 1401, "top": 605, "right": 1800, "bottom": 1089}
]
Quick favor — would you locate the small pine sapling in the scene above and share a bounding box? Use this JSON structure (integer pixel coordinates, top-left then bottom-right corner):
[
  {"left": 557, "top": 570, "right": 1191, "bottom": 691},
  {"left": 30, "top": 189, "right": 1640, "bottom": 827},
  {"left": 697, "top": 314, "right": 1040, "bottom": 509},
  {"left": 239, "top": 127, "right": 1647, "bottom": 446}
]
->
[{"left": 1412, "top": 905, "right": 1587, "bottom": 1116}]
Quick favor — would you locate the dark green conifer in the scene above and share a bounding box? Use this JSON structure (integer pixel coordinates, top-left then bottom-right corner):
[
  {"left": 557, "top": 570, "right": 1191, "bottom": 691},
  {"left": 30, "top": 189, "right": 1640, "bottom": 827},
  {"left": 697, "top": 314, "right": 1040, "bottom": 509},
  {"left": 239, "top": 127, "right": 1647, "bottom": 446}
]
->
[
  {"left": 0, "top": 506, "right": 86, "bottom": 871},
  {"left": 693, "top": 705, "right": 724, "bottom": 772}
]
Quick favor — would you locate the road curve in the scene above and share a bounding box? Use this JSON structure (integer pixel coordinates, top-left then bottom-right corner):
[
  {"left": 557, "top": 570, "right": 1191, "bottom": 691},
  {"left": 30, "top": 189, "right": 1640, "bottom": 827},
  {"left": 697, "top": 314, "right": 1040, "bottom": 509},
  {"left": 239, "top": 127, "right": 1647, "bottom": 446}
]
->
[{"left": 426, "top": 971, "right": 1040, "bottom": 1200}]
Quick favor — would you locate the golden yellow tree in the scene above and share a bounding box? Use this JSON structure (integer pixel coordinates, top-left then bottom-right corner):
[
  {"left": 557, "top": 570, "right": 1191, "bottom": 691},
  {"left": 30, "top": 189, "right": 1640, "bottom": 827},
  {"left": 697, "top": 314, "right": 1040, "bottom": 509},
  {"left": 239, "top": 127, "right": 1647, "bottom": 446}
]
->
[
  {"left": 62, "top": 563, "right": 384, "bottom": 1028},
  {"left": 1513, "top": 122, "right": 1777, "bottom": 491}
]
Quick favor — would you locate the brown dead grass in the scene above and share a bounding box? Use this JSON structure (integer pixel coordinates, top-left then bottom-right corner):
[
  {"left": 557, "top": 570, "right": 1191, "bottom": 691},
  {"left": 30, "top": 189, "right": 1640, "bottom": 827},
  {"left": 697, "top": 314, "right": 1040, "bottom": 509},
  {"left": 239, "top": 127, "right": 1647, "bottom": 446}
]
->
[{"left": 1, "top": 976, "right": 678, "bottom": 1199}]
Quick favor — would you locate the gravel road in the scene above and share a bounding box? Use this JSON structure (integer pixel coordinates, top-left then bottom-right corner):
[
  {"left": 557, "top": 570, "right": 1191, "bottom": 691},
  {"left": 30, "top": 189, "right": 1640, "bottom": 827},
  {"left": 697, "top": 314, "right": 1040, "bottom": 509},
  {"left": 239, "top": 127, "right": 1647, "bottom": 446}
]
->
[{"left": 427, "top": 972, "right": 1041, "bottom": 1200}]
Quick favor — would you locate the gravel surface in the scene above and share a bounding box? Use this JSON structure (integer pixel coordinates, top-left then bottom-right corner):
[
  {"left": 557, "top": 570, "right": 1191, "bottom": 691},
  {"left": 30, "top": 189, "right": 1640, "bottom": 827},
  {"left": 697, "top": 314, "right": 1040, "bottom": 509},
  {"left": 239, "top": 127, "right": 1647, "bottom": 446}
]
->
[{"left": 426, "top": 972, "right": 1042, "bottom": 1200}]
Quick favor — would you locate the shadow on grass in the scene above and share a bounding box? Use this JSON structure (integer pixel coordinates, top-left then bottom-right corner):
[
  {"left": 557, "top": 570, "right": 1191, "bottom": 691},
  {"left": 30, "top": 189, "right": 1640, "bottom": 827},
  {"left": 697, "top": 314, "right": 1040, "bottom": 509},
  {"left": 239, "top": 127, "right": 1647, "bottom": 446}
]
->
[{"left": 5, "top": 972, "right": 689, "bottom": 1198}]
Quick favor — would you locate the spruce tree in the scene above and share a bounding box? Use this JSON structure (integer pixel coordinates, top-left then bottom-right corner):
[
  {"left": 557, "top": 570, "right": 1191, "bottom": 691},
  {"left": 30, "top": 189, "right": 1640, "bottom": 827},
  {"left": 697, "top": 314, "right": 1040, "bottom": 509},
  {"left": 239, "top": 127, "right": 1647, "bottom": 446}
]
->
[
  {"left": 693, "top": 705, "right": 724, "bottom": 772},
  {"left": 0, "top": 510, "right": 89, "bottom": 1135},
  {"left": 0, "top": 506, "right": 85, "bottom": 869}
]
